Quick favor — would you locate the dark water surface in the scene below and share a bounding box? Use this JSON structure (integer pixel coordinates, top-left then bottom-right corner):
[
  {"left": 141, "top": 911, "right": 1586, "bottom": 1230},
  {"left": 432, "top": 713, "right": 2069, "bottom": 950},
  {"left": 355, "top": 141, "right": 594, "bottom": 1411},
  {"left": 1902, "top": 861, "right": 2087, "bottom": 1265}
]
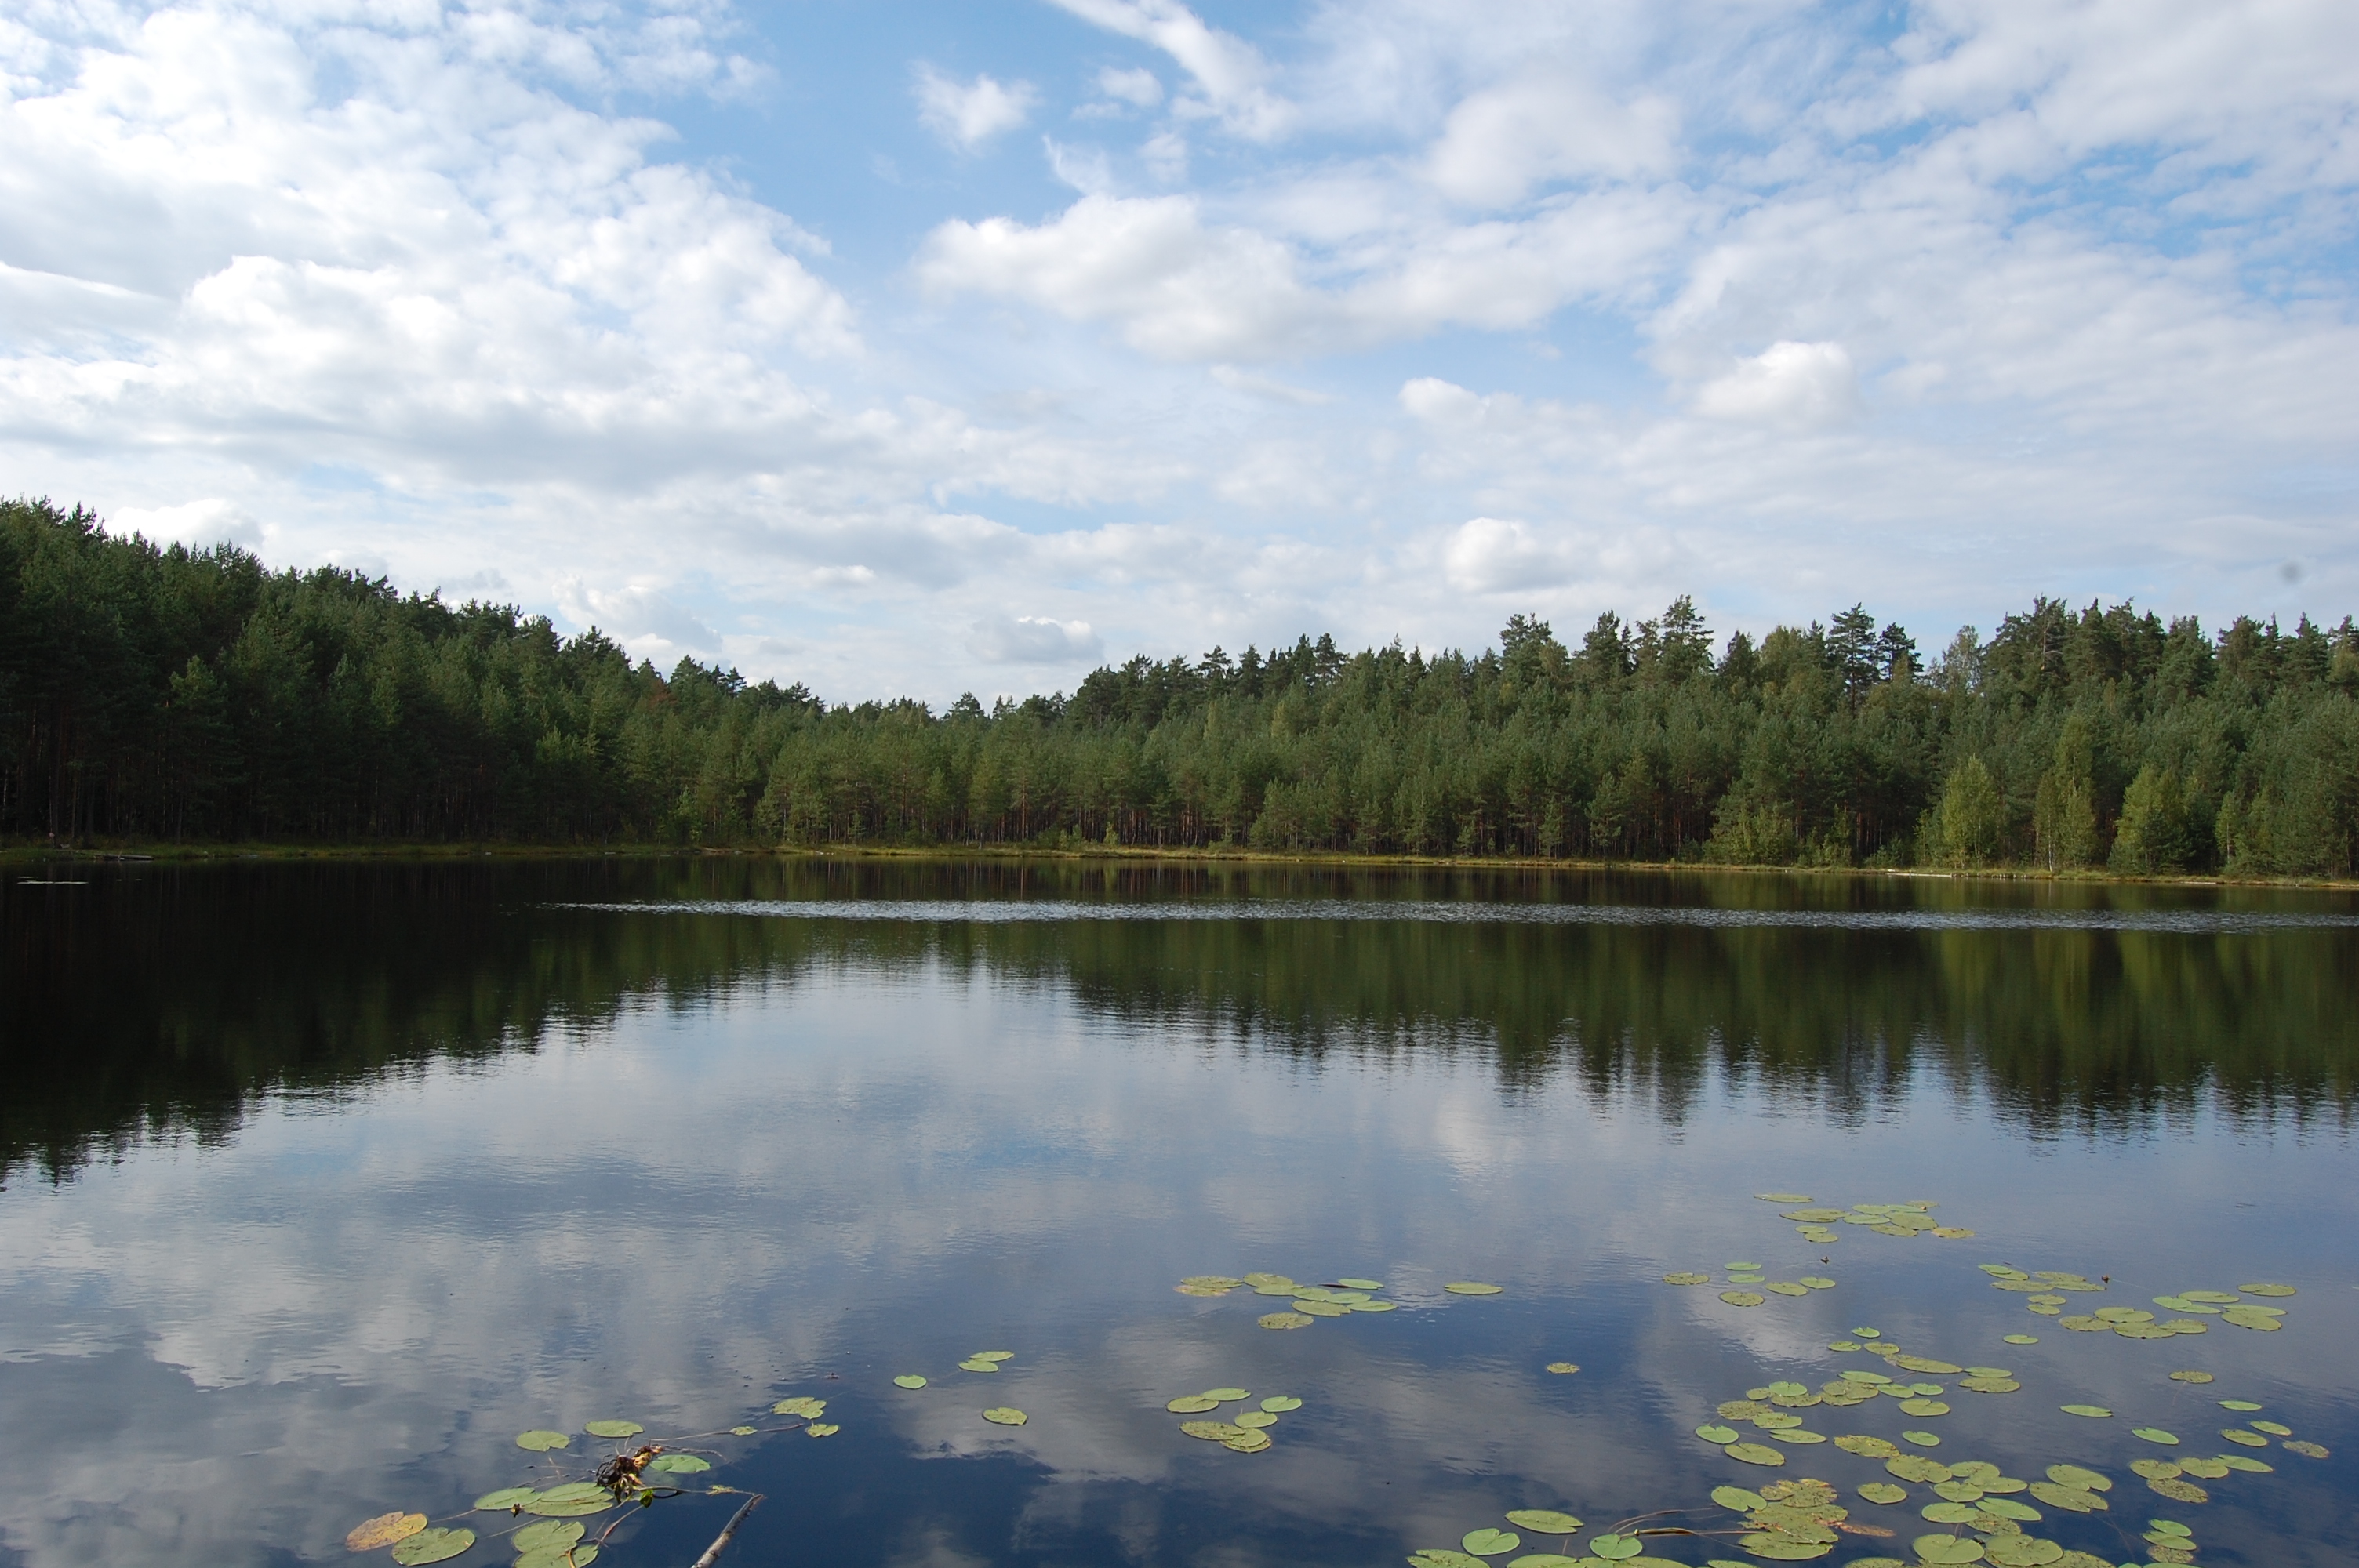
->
[{"left": 2, "top": 858, "right": 2355, "bottom": 1568}]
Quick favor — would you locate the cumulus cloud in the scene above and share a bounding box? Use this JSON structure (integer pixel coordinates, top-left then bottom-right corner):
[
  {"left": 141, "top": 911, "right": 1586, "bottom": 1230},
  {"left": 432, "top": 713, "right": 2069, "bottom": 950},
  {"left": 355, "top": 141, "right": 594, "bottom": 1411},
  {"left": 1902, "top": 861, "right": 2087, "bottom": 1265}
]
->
[
  {"left": 968, "top": 614, "right": 1104, "bottom": 664},
  {"left": 1693, "top": 341, "right": 1860, "bottom": 429},
  {"left": 1443, "top": 517, "right": 1575, "bottom": 593},
  {"left": 1096, "top": 66, "right": 1164, "bottom": 109},
  {"left": 111, "top": 498, "right": 263, "bottom": 553},
  {"left": 1424, "top": 72, "right": 1681, "bottom": 206},
  {"left": 1046, "top": 0, "right": 1293, "bottom": 139},
  {"left": 914, "top": 65, "right": 1038, "bottom": 150}
]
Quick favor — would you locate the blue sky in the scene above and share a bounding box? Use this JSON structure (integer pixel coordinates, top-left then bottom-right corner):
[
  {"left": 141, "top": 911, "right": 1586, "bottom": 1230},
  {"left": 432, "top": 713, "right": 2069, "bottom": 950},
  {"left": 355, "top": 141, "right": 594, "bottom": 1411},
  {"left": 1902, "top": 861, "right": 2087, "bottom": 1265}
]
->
[{"left": 3, "top": 0, "right": 2355, "bottom": 700}]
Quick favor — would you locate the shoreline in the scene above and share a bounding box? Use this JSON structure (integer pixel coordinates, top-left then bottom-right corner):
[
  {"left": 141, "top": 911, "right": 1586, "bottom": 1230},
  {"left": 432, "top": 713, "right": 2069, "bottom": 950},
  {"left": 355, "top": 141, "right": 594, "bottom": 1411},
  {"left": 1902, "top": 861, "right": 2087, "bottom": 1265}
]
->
[{"left": 5, "top": 837, "right": 2355, "bottom": 891}]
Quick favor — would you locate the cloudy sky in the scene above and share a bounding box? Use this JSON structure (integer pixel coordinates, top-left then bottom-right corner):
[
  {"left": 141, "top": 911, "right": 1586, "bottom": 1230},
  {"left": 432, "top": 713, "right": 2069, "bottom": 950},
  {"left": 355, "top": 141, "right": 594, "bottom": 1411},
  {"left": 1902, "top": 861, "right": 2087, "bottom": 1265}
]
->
[{"left": 3, "top": 0, "right": 2354, "bottom": 700}]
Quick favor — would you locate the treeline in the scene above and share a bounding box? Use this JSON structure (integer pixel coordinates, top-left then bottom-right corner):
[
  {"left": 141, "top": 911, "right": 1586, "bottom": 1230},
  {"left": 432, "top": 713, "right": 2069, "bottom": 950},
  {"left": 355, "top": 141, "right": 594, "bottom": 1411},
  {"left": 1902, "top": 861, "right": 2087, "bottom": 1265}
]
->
[{"left": 6, "top": 495, "right": 2359, "bottom": 875}]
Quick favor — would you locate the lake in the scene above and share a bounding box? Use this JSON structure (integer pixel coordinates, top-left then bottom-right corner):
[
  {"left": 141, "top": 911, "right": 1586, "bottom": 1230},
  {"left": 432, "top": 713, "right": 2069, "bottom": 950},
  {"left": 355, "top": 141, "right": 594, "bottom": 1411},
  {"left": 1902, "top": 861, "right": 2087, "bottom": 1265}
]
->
[{"left": 2, "top": 857, "right": 2354, "bottom": 1568}]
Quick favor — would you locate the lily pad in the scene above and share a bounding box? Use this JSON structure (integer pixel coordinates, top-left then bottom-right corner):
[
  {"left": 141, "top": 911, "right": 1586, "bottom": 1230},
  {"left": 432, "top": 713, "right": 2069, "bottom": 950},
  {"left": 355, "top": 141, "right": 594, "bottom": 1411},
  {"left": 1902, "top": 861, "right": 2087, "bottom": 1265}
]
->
[
  {"left": 1977, "top": 1498, "right": 2039, "bottom": 1523},
  {"left": 2128, "top": 1460, "right": 2181, "bottom": 1481},
  {"left": 2219, "top": 1429, "right": 2266, "bottom": 1446},
  {"left": 1235, "top": 1411, "right": 1278, "bottom": 1428},
  {"left": 1912, "top": 1537, "right": 1984, "bottom": 1565},
  {"left": 1202, "top": 1388, "right": 1250, "bottom": 1400},
  {"left": 958, "top": 1359, "right": 1001, "bottom": 1372},
  {"left": 1767, "top": 1283, "right": 1811, "bottom": 1297},
  {"left": 512, "top": 1521, "right": 586, "bottom": 1555},
  {"left": 2176, "top": 1457, "right": 2229, "bottom": 1480},
  {"left": 973, "top": 1351, "right": 1015, "bottom": 1362},
  {"left": 1337, "top": 1278, "right": 1385, "bottom": 1290},
  {"left": 1590, "top": 1534, "right": 1643, "bottom": 1560},
  {"left": 2132, "top": 1428, "right": 2179, "bottom": 1446},
  {"left": 1180, "top": 1421, "right": 1249, "bottom": 1441},
  {"left": 1261, "top": 1396, "right": 1303, "bottom": 1412},
  {"left": 1725, "top": 1442, "right": 1787, "bottom": 1466},
  {"left": 1507, "top": 1511, "right": 1584, "bottom": 1534},
  {"left": 2217, "top": 1455, "right": 2271, "bottom": 1472},
  {"left": 2001, "top": 1335, "right": 2039, "bottom": 1345},
  {"left": 1445, "top": 1283, "right": 1505, "bottom": 1296},
  {"left": 773, "top": 1397, "right": 826, "bottom": 1417},
  {"left": 1757, "top": 1193, "right": 1813, "bottom": 1202},
  {"left": 895, "top": 1375, "right": 928, "bottom": 1389},
  {"left": 1259, "top": 1312, "right": 1313, "bottom": 1330},
  {"left": 2059, "top": 1405, "right": 2111, "bottom": 1418},
  {"left": 390, "top": 1527, "right": 474, "bottom": 1566},
  {"left": 982, "top": 1407, "right": 1027, "bottom": 1426},
  {"left": 515, "top": 1547, "right": 597, "bottom": 1568},
  {"left": 1350, "top": 1300, "right": 1399, "bottom": 1312},
  {"left": 1408, "top": 1554, "right": 1485, "bottom": 1568},
  {"left": 1698, "top": 1425, "right": 1742, "bottom": 1444},
  {"left": 1860, "top": 1483, "right": 1910, "bottom": 1504},
  {"left": 1887, "top": 1457, "right": 1952, "bottom": 1483},
  {"left": 2250, "top": 1420, "right": 2292, "bottom": 1436},
  {"left": 345, "top": 1513, "right": 427, "bottom": 1552},
  {"left": 1183, "top": 1276, "right": 1242, "bottom": 1290},
  {"left": 2146, "top": 1477, "right": 2208, "bottom": 1503},
  {"left": 1713, "top": 1487, "right": 1768, "bottom": 1512},
  {"left": 1899, "top": 1400, "right": 1950, "bottom": 1417},
  {"left": 1546, "top": 1363, "right": 1581, "bottom": 1374},
  {"left": 1503, "top": 1557, "right": 1583, "bottom": 1568},
  {"left": 1223, "top": 1430, "right": 1271, "bottom": 1453},
  {"left": 1921, "top": 1504, "right": 1981, "bottom": 1524},
  {"left": 731, "top": 1425, "right": 756, "bottom": 1436},
  {"left": 2235, "top": 1283, "right": 2295, "bottom": 1296},
  {"left": 1721, "top": 1292, "right": 1767, "bottom": 1308},
  {"left": 1294, "top": 1300, "right": 1352, "bottom": 1317},
  {"left": 2045, "top": 1465, "right": 2110, "bottom": 1492},
  {"left": 2166, "top": 1371, "right": 2212, "bottom": 1384},
  {"left": 1800, "top": 1277, "right": 1837, "bottom": 1290},
  {"left": 2219, "top": 1399, "right": 2263, "bottom": 1411},
  {"left": 1168, "top": 1395, "right": 1222, "bottom": 1414},
  {"left": 1664, "top": 1273, "right": 1713, "bottom": 1286},
  {"left": 1837, "top": 1436, "right": 1900, "bottom": 1457},
  {"left": 646, "top": 1454, "right": 711, "bottom": 1474},
  {"left": 2283, "top": 1440, "right": 2329, "bottom": 1458},
  {"left": 471, "top": 1488, "right": 537, "bottom": 1511},
  {"left": 2026, "top": 1485, "right": 2099, "bottom": 1513},
  {"left": 1741, "top": 1535, "right": 1833, "bottom": 1560},
  {"left": 1902, "top": 1432, "right": 1942, "bottom": 1447},
  {"left": 514, "top": 1430, "right": 570, "bottom": 1452},
  {"left": 1463, "top": 1528, "right": 1523, "bottom": 1556}
]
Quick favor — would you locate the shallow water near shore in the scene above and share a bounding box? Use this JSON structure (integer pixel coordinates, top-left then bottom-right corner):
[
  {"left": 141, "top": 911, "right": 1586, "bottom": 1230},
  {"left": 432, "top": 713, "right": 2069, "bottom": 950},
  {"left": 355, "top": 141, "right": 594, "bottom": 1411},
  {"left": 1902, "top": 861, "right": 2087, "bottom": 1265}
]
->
[{"left": 2, "top": 858, "right": 2354, "bottom": 1568}]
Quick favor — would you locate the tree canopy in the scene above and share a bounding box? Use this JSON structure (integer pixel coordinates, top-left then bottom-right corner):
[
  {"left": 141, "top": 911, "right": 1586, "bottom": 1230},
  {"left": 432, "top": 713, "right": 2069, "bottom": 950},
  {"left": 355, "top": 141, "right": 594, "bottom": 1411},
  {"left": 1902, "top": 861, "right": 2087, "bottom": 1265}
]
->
[{"left": 6, "top": 497, "right": 2357, "bottom": 875}]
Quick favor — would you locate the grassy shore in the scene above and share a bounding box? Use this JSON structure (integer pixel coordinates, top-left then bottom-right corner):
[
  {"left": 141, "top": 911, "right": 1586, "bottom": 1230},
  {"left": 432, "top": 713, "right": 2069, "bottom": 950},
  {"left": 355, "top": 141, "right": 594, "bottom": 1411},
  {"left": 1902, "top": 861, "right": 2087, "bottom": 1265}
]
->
[{"left": 5, "top": 836, "right": 2355, "bottom": 889}]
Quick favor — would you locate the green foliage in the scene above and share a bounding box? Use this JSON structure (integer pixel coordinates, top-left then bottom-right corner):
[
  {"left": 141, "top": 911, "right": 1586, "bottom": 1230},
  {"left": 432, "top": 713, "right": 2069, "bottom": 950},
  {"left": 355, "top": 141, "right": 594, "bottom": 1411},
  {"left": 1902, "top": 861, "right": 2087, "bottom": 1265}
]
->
[{"left": 5, "top": 498, "right": 2356, "bottom": 875}]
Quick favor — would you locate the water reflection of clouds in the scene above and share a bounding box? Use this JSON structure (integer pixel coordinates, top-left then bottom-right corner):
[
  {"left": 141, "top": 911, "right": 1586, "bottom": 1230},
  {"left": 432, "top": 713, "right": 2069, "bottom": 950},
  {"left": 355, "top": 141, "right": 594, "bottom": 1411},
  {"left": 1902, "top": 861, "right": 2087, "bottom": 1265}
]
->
[{"left": 2, "top": 960, "right": 2355, "bottom": 1568}]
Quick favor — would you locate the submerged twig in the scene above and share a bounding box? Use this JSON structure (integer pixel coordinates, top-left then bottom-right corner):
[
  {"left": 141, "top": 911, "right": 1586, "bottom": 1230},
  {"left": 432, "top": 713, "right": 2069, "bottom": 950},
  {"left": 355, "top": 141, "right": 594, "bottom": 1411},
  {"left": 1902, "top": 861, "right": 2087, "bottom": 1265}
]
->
[{"left": 689, "top": 1491, "right": 763, "bottom": 1568}]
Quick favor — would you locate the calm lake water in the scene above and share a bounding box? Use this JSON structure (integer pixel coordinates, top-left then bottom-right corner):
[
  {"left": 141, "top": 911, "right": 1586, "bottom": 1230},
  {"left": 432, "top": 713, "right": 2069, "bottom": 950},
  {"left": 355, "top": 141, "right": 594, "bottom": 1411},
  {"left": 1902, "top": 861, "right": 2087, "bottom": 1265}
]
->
[{"left": 2, "top": 858, "right": 2355, "bottom": 1568}]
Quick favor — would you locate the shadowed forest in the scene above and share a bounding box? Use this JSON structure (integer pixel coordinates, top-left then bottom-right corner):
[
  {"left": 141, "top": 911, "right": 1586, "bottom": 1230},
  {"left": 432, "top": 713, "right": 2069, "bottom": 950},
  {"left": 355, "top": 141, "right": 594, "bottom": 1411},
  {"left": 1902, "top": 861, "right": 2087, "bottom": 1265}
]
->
[{"left": 7, "top": 496, "right": 2357, "bottom": 875}]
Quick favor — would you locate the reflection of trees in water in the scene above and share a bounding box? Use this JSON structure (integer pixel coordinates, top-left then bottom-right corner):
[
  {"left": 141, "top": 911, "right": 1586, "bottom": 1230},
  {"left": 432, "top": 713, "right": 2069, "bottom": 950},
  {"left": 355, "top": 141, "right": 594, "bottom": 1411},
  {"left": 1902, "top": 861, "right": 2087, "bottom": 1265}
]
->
[{"left": 5, "top": 857, "right": 2354, "bottom": 1186}]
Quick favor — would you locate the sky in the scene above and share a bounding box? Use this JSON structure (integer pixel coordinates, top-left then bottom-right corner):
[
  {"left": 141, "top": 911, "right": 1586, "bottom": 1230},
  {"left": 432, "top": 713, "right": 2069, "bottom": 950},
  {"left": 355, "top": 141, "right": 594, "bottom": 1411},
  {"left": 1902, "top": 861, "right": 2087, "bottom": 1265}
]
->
[{"left": 2, "top": 0, "right": 2356, "bottom": 702}]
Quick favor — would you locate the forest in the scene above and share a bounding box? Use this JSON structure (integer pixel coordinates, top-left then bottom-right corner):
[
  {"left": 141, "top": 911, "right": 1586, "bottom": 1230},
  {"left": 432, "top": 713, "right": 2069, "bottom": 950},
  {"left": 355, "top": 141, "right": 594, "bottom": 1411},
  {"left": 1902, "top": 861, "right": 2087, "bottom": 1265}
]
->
[{"left": 5, "top": 495, "right": 2357, "bottom": 876}]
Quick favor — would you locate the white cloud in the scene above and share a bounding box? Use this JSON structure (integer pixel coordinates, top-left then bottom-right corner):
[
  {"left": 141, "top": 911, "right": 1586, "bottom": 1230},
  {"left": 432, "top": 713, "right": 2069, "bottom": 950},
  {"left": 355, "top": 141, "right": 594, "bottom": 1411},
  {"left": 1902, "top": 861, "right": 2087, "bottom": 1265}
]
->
[
  {"left": 1443, "top": 517, "right": 1572, "bottom": 593},
  {"left": 914, "top": 65, "right": 1038, "bottom": 150},
  {"left": 1693, "top": 341, "right": 1859, "bottom": 429},
  {"left": 1046, "top": 0, "right": 1293, "bottom": 139},
  {"left": 968, "top": 614, "right": 1104, "bottom": 664},
  {"left": 1424, "top": 71, "right": 1680, "bottom": 206},
  {"left": 1096, "top": 66, "right": 1163, "bottom": 108},
  {"left": 111, "top": 497, "right": 262, "bottom": 552}
]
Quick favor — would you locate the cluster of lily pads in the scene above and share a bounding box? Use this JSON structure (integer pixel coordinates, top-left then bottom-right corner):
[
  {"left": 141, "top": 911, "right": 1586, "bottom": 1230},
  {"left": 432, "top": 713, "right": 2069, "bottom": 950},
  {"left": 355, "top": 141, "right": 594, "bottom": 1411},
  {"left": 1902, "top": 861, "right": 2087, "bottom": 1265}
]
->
[
  {"left": 1177, "top": 1271, "right": 1503, "bottom": 1329},
  {"left": 1163, "top": 1387, "right": 1303, "bottom": 1454},
  {"left": 1409, "top": 1504, "right": 1649, "bottom": 1567},
  {"left": 1755, "top": 1193, "right": 1976, "bottom": 1244},
  {"left": 1663, "top": 1264, "right": 1838, "bottom": 1308}
]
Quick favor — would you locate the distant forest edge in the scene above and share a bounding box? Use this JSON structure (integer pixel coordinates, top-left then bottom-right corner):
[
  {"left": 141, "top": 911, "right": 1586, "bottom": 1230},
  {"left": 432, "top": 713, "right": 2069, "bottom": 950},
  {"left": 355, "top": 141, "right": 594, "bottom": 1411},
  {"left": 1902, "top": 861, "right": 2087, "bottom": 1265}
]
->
[{"left": 6, "top": 496, "right": 2359, "bottom": 876}]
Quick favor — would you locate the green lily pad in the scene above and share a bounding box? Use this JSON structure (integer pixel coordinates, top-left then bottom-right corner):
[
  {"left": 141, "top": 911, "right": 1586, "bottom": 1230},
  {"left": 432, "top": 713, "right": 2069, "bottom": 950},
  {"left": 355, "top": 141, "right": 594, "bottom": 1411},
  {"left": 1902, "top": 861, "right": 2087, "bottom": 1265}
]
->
[
  {"left": 1860, "top": 1483, "right": 1910, "bottom": 1504},
  {"left": 1259, "top": 1312, "right": 1314, "bottom": 1330},
  {"left": 583, "top": 1420, "right": 642, "bottom": 1439},
  {"left": 1728, "top": 1261, "right": 1761, "bottom": 1270},
  {"left": 1900, "top": 1400, "right": 1950, "bottom": 1417},
  {"left": 958, "top": 1359, "right": 1000, "bottom": 1372},
  {"left": 1503, "top": 1557, "right": 1583, "bottom": 1568},
  {"left": 1800, "top": 1277, "right": 1837, "bottom": 1290},
  {"left": 1725, "top": 1442, "right": 1786, "bottom": 1466},
  {"left": 982, "top": 1407, "right": 1027, "bottom": 1425},
  {"left": 973, "top": 1351, "right": 1014, "bottom": 1362},
  {"left": 1180, "top": 1421, "right": 1247, "bottom": 1441},
  {"left": 1698, "top": 1425, "right": 1742, "bottom": 1444},
  {"left": 1712, "top": 1486, "right": 1767, "bottom": 1512},
  {"left": 808, "top": 1422, "right": 840, "bottom": 1436},
  {"left": 2001, "top": 1335, "right": 2038, "bottom": 1345},
  {"left": 1741, "top": 1535, "right": 1833, "bottom": 1560},
  {"left": 1408, "top": 1552, "right": 1485, "bottom": 1568},
  {"left": 1721, "top": 1292, "right": 1767, "bottom": 1307},
  {"left": 1921, "top": 1503, "right": 1981, "bottom": 1524},
  {"left": 1902, "top": 1432, "right": 1942, "bottom": 1447},
  {"left": 1853, "top": 1328, "right": 1882, "bottom": 1338},
  {"left": 1912, "top": 1536, "right": 1984, "bottom": 1565},
  {"left": 1337, "top": 1278, "right": 1385, "bottom": 1290},
  {"left": 1202, "top": 1388, "right": 1250, "bottom": 1400},
  {"left": 2059, "top": 1405, "right": 2111, "bottom": 1418},
  {"left": 1767, "top": 1283, "right": 1811, "bottom": 1297},
  {"left": 1235, "top": 1411, "right": 1278, "bottom": 1428},
  {"left": 1545, "top": 1362, "right": 1580, "bottom": 1374},
  {"left": 2026, "top": 1484, "right": 2099, "bottom": 1513},
  {"left": 773, "top": 1397, "right": 826, "bottom": 1417},
  {"left": 514, "top": 1430, "right": 570, "bottom": 1451},
  {"left": 1507, "top": 1511, "right": 1583, "bottom": 1534},
  {"left": 472, "top": 1487, "right": 537, "bottom": 1511},
  {"left": 1260, "top": 1396, "right": 1302, "bottom": 1412},
  {"left": 1756, "top": 1193, "right": 1812, "bottom": 1202},
  {"left": 1590, "top": 1534, "right": 1642, "bottom": 1560},
  {"left": 2235, "top": 1283, "right": 2295, "bottom": 1296},
  {"left": 1351, "top": 1300, "right": 1399, "bottom": 1312},
  {"left": 2132, "top": 1429, "right": 2179, "bottom": 1446},
  {"left": 1977, "top": 1498, "right": 2039, "bottom": 1522},
  {"left": 390, "top": 1527, "right": 474, "bottom": 1566},
  {"left": 1887, "top": 1457, "right": 1952, "bottom": 1483},
  {"left": 1446, "top": 1283, "right": 1505, "bottom": 1296},
  {"left": 522, "top": 1486, "right": 611, "bottom": 1518},
  {"left": 2176, "top": 1457, "right": 2229, "bottom": 1479},
  {"left": 1223, "top": 1430, "right": 1271, "bottom": 1453},
  {"left": 894, "top": 1375, "right": 927, "bottom": 1389},
  {"left": 1463, "top": 1528, "right": 1522, "bottom": 1556},
  {"left": 2219, "top": 1399, "right": 2263, "bottom": 1411},
  {"left": 2219, "top": 1428, "right": 2266, "bottom": 1446},
  {"left": 2251, "top": 1420, "right": 2292, "bottom": 1436},
  {"left": 2217, "top": 1455, "right": 2271, "bottom": 1472},
  {"left": 646, "top": 1454, "right": 710, "bottom": 1474},
  {"left": 513, "top": 1521, "right": 586, "bottom": 1554},
  {"left": 2045, "top": 1465, "right": 2110, "bottom": 1492},
  {"left": 517, "top": 1548, "right": 597, "bottom": 1568},
  {"left": 1294, "top": 1300, "right": 1351, "bottom": 1316},
  {"left": 731, "top": 1426, "right": 755, "bottom": 1436},
  {"left": 1664, "top": 1272, "right": 1714, "bottom": 1286},
  {"left": 1182, "top": 1276, "right": 1242, "bottom": 1290},
  {"left": 1168, "top": 1395, "right": 1222, "bottom": 1413}
]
